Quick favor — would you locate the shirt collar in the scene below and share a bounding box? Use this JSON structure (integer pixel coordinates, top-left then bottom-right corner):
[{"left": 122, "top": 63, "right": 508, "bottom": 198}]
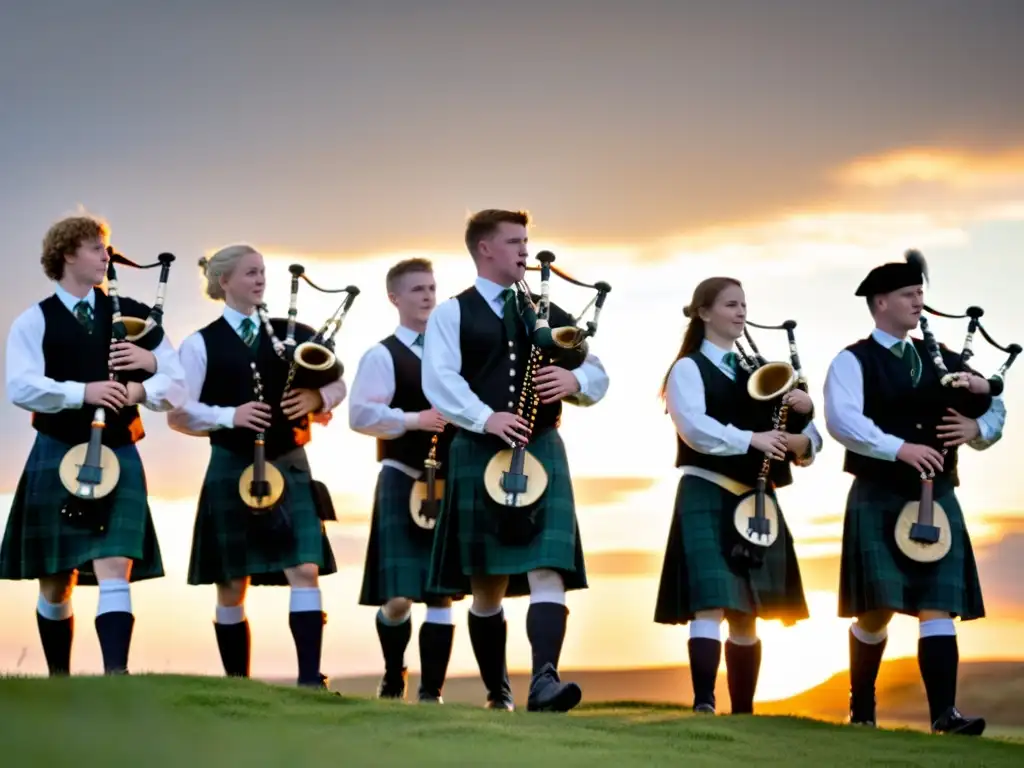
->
[
  {"left": 474, "top": 275, "right": 513, "bottom": 304},
  {"left": 394, "top": 324, "right": 423, "bottom": 348},
  {"left": 54, "top": 284, "right": 95, "bottom": 313},
  {"left": 700, "top": 337, "right": 735, "bottom": 365},
  {"left": 223, "top": 305, "right": 258, "bottom": 329},
  {"left": 871, "top": 327, "right": 906, "bottom": 350}
]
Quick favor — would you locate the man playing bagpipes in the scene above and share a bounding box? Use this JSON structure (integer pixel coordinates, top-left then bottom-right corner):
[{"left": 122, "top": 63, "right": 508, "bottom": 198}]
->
[{"left": 420, "top": 209, "right": 610, "bottom": 712}]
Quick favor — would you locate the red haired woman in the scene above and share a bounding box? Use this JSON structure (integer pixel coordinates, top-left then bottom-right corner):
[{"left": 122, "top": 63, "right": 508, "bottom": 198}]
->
[{"left": 654, "top": 276, "right": 821, "bottom": 715}]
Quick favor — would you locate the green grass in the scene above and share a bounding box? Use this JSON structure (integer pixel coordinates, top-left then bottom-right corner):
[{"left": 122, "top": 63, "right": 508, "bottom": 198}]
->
[{"left": 1, "top": 674, "right": 1022, "bottom": 766}]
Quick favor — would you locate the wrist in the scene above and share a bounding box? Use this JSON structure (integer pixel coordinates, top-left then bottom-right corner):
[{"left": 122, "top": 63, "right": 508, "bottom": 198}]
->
[{"left": 404, "top": 411, "right": 421, "bottom": 430}]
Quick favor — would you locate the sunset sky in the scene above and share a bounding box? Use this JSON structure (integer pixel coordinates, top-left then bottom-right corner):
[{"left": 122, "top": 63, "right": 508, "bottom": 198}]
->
[{"left": 2, "top": 2, "right": 1023, "bottom": 702}]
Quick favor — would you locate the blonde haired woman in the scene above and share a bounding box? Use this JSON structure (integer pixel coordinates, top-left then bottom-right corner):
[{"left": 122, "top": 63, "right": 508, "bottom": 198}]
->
[{"left": 168, "top": 244, "right": 346, "bottom": 689}]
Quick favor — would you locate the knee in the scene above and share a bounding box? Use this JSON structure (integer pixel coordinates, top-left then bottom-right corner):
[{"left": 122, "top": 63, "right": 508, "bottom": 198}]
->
[
  {"left": 286, "top": 564, "right": 319, "bottom": 588},
  {"left": 39, "top": 574, "right": 75, "bottom": 605},
  {"left": 216, "top": 580, "right": 248, "bottom": 608},
  {"left": 382, "top": 598, "right": 413, "bottom": 622},
  {"left": 93, "top": 557, "right": 132, "bottom": 582},
  {"left": 855, "top": 610, "right": 894, "bottom": 634},
  {"left": 725, "top": 612, "right": 757, "bottom": 643},
  {"left": 470, "top": 575, "right": 508, "bottom": 613}
]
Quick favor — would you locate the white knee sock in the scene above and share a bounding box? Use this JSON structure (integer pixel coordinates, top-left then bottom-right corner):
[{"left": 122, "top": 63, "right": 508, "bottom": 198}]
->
[
  {"left": 96, "top": 579, "right": 131, "bottom": 616},
  {"left": 851, "top": 622, "right": 889, "bottom": 645},
  {"left": 216, "top": 604, "right": 246, "bottom": 625},
  {"left": 289, "top": 587, "right": 321, "bottom": 613},
  {"left": 919, "top": 618, "right": 956, "bottom": 638},
  {"left": 37, "top": 594, "right": 73, "bottom": 621},
  {"left": 688, "top": 619, "right": 721, "bottom": 642},
  {"left": 424, "top": 606, "right": 453, "bottom": 625}
]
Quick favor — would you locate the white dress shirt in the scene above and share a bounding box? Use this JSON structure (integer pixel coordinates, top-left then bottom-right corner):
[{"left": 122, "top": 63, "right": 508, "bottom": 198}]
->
[
  {"left": 823, "top": 327, "right": 1005, "bottom": 461},
  {"left": 348, "top": 324, "right": 428, "bottom": 478},
  {"left": 5, "top": 284, "right": 186, "bottom": 413},
  {"left": 167, "top": 305, "right": 347, "bottom": 436},
  {"left": 421, "top": 276, "right": 610, "bottom": 434},
  {"left": 666, "top": 338, "right": 824, "bottom": 467}
]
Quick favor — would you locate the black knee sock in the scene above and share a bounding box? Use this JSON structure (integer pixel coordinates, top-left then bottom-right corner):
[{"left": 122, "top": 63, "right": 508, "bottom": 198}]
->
[
  {"left": 918, "top": 635, "right": 959, "bottom": 724},
  {"left": 95, "top": 612, "right": 134, "bottom": 674},
  {"left": 214, "top": 620, "right": 251, "bottom": 678},
  {"left": 526, "top": 602, "right": 568, "bottom": 676},
  {"left": 288, "top": 610, "right": 325, "bottom": 686},
  {"left": 36, "top": 613, "right": 74, "bottom": 676},
  {"left": 688, "top": 638, "right": 721, "bottom": 710},
  {"left": 375, "top": 609, "right": 412, "bottom": 680},
  {"left": 467, "top": 610, "right": 509, "bottom": 700},
  {"left": 725, "top": 639, "right": 761, "bottom": 714},
  {"left": 849, "top": 629, "right": 887, "bottom": 722},
  {"left": 418, "top": 621, "right": 455, "bottom": 701}
]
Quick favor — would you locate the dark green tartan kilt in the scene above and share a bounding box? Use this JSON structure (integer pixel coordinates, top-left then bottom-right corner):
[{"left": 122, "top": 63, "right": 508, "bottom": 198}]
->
[
  {"left": 358, "top": 466, "right": 466, "bottom": 605},
  {"left": 427, "top": 427, "right": 587, "bottom": 599},
  {"left": 653, "top": 474, "right": 809, "bottom": 627},
  {"left": 838, "top": 477, "right": 985, "bottom": 620},
  {"left": 0, "top": 433, "right": 164, "bottom": 585},
  {"left": 186, "top": 446, "right": 337, "bottom": 587}
]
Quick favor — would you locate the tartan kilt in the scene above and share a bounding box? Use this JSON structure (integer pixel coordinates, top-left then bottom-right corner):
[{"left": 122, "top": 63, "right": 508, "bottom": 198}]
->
[
  {"left": 654, "top": 474, "right": 809, "bottom": 626},
  {"left": 427, "top": 427, "right": 587, "bottom": 599},
  {"left": 838, "top": 477, "right": 985, "bottom": 620},
  {"left": 0, "top": 433, "right": 164, "bottom": 585},
  {"left": 358, "top": 466, "right": 465, "bottom": 605},
  {"left": 186, "top": 446, "right": 337, "bottom": 587}
]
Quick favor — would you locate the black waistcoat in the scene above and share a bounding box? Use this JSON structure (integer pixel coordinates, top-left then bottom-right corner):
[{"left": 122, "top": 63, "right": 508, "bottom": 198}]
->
[
  {"left": 376, "top": 335, "right": 454, "bottom": 478},
  {"left": 455, "top": 287, "right": 568, "bottom": 433},
  {"left": 198, "top": 316, "right": 313, "bottom": 460},
  {"left": 32, "top": 291, "right": 150, "bottom": 447},
  {"left": 674, "top": 352, "right": 807, "bottom": 488},
  {"left": 841, "top": 336, "right": 992, "bottom": 496}
]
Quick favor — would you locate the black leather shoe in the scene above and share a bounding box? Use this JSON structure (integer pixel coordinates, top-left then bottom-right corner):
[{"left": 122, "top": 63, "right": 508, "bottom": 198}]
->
[
  {"left": 526, "top": 662, "right": 582, "bottom": 713},
  {"left": 693, "top": 703, "right": 715, "bottom": 714},
  {"left": 932, "top": 706, "right": 985, "bottom": 736},
  {"left": 376, "top": 667, "right": 408, "bottom": 700},
  {"left": 848, "top": 693, "right": 876, "bottom": 726}
]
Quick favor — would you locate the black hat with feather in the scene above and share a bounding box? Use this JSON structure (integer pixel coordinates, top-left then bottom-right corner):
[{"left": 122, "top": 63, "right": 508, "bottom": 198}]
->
[{"left": 855, "top": 249, "right": 929, "bottom": 297}]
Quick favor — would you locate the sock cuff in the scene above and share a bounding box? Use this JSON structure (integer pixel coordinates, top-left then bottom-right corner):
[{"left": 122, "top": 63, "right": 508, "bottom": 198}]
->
[
  {"left": 726, "top": 634, "right": 759, "bottom": 647},
  {"left": 289, "top": 587, "right": 322, "bottom": 613},
  {"left": 468, "top": 604, "right": 503, "bottom": 619},
  {"left": 688, "top": 619, "right": 721, "bottom": 642},
  {"left": 919, "top": 618, "right": 956, "bottom": 638},
  {"left": 216, "top": 604, "right": 246, "bottom": 625},
  {"left": 852, "top": 622, "right": 889, "bottom": 645},
  {"left": 96, "top": 578, "right": 132, "bottom": 616},
  {"left": 424, "top": 606, "right": 454, "bottom": 625},
  {"left": 37, "top": 594, "right": 73, "bottom": 621}
]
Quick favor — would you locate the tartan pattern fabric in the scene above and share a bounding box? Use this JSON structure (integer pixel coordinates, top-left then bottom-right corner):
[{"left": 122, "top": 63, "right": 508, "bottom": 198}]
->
[
  {"left": 891, "top": 340, "right": 922, "bottom": 386},
  {"left": 0, "top": 433, "right": 164, "bottom": 584},
  {"left": 837, "top": 477, "right": 985, "bottom": 620},
  {"left": 358, "top": 466, "right": 464, "bottom": 605},
  {"left": 427, "top": 428, "right": 588, "bottom": 599},
  {"left": 653, "top": 474, "right": 809, "bottom": 626},
  {"left": 238, "top": 317, "right": 257, "bottom": 347},
  {"left": 186, "top": 446, "right": 337, "bottom": 586}
]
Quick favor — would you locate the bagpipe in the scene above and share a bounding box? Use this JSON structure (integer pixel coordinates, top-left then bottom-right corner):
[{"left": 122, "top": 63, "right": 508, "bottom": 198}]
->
[
  {"left": 480, "top": 250, "right": 611, "bottom": 542},
  {"left": 58, "top": 248, "right": 176, "bottom": 528},
  {"left": 895, "top": 249, "right": 1020, "bottom": 564},
  {"left": 727, "top": 316, "right": 807, "bottom": 567}
]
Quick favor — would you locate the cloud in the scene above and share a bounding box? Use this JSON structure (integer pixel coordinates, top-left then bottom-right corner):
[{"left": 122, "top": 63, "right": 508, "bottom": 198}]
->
[
  {"left": 584, "top": 550, "right": 664, "bottom": 578},
  {"left": 833, "top": 146, "right": 1024, "bottom": 190},
  {"left": 571, "top": 476, "right": 659, "bottom": 507}
]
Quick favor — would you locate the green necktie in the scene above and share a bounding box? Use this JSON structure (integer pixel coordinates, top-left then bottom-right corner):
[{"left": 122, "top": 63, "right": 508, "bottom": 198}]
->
[
  {"left": 413, "top": 333, "right": 424, "bottom": 348},
  {"left": 74, "top": 301, "right": 94, "bottom": 334},
  {"left": 498, "top": 288, "right": 519, "bottom": 340},
  {"left": 722, "top": 351, "right": 738, "bottom": 374},
  {"left": 893, "top": 340, "right": 922, "bottom": 387},
  {"left": 239, "top": 317, "right": 257, "bottom": 347}
]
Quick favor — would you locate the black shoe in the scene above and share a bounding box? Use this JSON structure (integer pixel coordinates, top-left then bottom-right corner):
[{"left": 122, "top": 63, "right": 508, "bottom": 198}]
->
[
  {"left": 377, "top": 667, "right": 408, "bottom": 700},
  {"left": 693, "top": 703, "right": 716, "bottom": 714},
  {"left": 932, "top": 706, "right": 985, "bottom": 736},
  {"left": 526, "top": 662, "right": 582, "bottom": 713}
]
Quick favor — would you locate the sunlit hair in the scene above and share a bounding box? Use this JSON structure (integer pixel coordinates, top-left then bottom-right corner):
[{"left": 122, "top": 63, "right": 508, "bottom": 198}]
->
[
  {"left": 197, "top": 244, "right": 260, "bottom": 301},
  {"left": 464, "top": 209, "right": 530, "bottom": 258},
  {"left": 386, "top": 257, "right": 433, "bottom": 294},
  {"left": 41, "top": 215, "right": 110, "bottom": 281},
  {"left": 659, "top": 276, "right": 743, "bottom": 400}
]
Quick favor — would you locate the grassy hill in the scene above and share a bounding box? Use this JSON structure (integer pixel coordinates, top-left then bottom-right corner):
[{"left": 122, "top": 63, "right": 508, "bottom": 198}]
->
[
  {"left": 1, "top": 674, "right": 1022, "bottom": 766},
  {"left": 310, "top": 657, "right": 1024, "bottom": 728}
]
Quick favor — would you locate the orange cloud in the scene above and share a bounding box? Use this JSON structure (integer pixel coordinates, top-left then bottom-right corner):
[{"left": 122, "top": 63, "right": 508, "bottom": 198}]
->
[{"left": 833, "top": 146, "right": 1024, "bottom": 189}]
